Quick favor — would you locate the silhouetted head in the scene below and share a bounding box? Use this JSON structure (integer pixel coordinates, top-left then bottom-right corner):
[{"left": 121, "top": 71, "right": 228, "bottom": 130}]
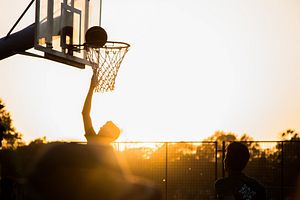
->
[
  {"left": 97, "top": 121, "right": 121, "bottom": 143},
  {"left": 224, "top": 142, "right": 250, "bottom": 172}
]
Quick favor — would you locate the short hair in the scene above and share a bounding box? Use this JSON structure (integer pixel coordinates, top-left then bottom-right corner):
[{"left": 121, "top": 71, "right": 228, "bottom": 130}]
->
[
  {"left": 225, "top": 142, "right": 250, "bottom": 171},
  {"left": 97, "top": 121, "right": 121, "bottom": 143}
]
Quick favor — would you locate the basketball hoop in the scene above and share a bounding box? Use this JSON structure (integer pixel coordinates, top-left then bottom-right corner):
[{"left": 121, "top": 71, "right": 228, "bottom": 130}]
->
[{"left": 85, "top": 41, "right": 130, "bottom": 92}]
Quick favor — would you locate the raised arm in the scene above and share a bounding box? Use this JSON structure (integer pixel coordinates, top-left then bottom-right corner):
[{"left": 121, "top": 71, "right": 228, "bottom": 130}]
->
[
  {"left": 82, "top": 74, "right": 97, "bottom": 140},
  {"left": 82, "top": 74, "right": 121, "bottom": 144}
]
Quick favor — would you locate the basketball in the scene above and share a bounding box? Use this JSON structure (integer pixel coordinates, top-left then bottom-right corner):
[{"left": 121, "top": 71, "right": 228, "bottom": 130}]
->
[{"left": 85, "top": 26, "right": 108, "bottom": 48}]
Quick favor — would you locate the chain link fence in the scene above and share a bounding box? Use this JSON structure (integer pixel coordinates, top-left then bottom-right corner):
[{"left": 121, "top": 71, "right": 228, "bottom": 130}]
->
[
  {"left": 1, "top": 141, "right": 300, "bottom": 199},
  {"left": 116, "top": 141, "right": 300, "bottom": 200}
]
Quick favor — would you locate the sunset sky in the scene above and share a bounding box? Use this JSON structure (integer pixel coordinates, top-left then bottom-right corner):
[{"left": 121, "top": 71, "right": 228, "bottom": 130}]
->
[{"left": 1, "top": 0, "right": 300, "bottom": 143}]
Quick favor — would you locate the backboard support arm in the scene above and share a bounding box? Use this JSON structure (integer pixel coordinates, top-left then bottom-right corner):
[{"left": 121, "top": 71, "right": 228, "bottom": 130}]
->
[
  {"left": 6, "top": 0, "right": 35, "bottom": 39},
  {"left": 99, "top": 0, "right": 102, "bottom": 26}
]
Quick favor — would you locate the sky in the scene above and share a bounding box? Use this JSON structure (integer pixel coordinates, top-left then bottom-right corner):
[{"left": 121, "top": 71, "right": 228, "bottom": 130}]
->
[{"left": 0, "top": 0, "right": 300, "bottom": 143}]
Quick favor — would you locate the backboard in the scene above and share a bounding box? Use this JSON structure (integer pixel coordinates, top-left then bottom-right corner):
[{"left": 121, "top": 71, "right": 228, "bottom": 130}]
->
[{"left": 35, "top": 0, "right": 101, "bottom": 68}]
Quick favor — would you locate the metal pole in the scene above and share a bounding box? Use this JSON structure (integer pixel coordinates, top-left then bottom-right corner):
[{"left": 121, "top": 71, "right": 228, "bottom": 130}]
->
[
  {"left": 281, "top": 141, "right": 284, "bottom": 200},
  {"left": 165, "top": 142, "right": 168, "bottom": 200},
  {"left": 46, "top": 0, "right": 54, "bottom": 48},
  {"left": 99, "top": 0, "right": 102, "bottom": 27},
  {"left": 0, "top": 24, "right": 35, "bottom": 60},
  {"left": 222, "top": 141, "right": 225, "bottom": 177},
  {"left": 215, "top": 142, "right": 218, "bottom": 181},
  {"left": 6, "top": 0, "right": 35, "bottom": 39}
]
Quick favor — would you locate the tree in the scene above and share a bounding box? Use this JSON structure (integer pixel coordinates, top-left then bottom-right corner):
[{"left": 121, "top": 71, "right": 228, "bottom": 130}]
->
[
  {"left": 204, "top": 131, "right": 261, "bottom": 153},
  {"left": 29, "top": 137, "right": 47, "bottom": 145},
  {"left": 205, "top": 130, "right": 237, "bottom": 142},
  {"left": 0, "top": 99, "right": 23, "bottom": 149},
  {"left": 203, "top": 130, "right": 237, "bottom": 152},
  {"left": 281, "top": 129, "right": 300, "bottom": 141},
  {"left": 278, "top": 129, "right": 300, "bottom": 198}
]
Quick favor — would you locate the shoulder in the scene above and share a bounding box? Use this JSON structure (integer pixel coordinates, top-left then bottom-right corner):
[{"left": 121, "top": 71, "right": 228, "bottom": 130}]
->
[
  {"left": 215, "top": 174, "right": 266, "bottom": 200},
  {"left": 215, "top": 177, "right": 235, "bottom": 199},
  {"left": 240, "top": 175, "right": 266, "bottom": 199},
  {"left": 215, "top": 177, "right": 231, "bottom": 193},
  {"left": 215, "top": 177, "right": 229, "bottom": 188},
  {"left": 243, "top": 175, "right": 265, "bottom": 190}
]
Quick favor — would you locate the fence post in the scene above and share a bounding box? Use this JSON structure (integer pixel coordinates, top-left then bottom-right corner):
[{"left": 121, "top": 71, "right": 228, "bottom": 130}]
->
[
  {"left": 165, "top": 142, "right": 168, "bottom": 200},
  {"left": 222, "top": 141, "right": 225, "bottom": 177},
  {"left": 281, "top": 141, "right": 284, "bottom": 200},
  {"left": 215, "top": 141, "right": 218, "bottom": 181}
]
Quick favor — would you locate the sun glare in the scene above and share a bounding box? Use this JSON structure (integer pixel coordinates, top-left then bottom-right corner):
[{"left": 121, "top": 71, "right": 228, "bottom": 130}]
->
[{"left": 114, "top": 142, "right": 164, "bottom": 153}]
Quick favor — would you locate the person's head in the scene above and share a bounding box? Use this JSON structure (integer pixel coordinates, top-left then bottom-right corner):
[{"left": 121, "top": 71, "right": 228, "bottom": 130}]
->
[
  {"left": 224, "top": 142, "right": 250, "bottom": 172},
  {"left": 98, "top": 121, "right": 121, "bottom": 143}
]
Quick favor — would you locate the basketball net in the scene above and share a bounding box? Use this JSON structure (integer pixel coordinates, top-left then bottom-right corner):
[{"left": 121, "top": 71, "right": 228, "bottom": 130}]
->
[{"left": 86, "top": 41, "right": 130, "bottom": 92}]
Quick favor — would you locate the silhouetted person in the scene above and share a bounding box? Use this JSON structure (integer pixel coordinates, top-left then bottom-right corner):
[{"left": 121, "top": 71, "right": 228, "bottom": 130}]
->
[
  {"left": 25, "top": 143, "right": 162, "bottom": 200},
  {"left": 24, "top": 74, "right": 162, "bottom": 199},
  {"left": 215, "top": 142, "right": 266, "bottom": 200},
  {"left": 82, "top": 73, "right": 121, "bottom": 144}
]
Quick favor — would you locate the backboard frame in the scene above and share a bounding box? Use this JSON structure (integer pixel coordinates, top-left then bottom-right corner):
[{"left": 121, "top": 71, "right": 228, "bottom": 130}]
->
[{"left": 34, "top": 0, "right": 97, "bottom": 69}]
